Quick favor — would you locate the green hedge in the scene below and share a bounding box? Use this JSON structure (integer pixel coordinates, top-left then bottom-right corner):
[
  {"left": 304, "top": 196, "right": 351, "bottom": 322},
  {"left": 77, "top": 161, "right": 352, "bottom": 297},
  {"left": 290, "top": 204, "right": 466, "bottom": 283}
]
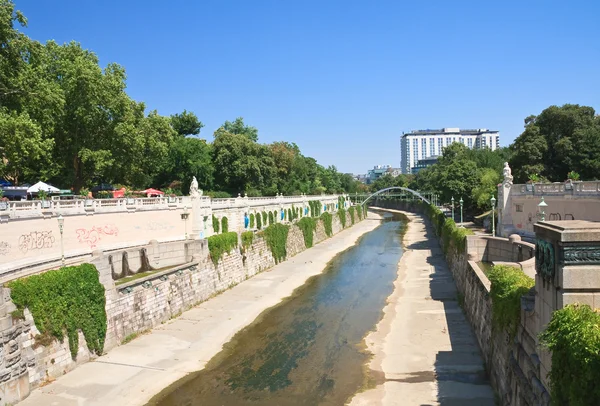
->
[
  {"left": 540, "top": 304, "right": 600, "bottom": 406},
  {"left": 212, "top": 214, "right": 220, "bottom": 234},
  {"left": 263, "top": 223, "right": 289, "bottom": 263},
  {"left": 321, "top": 212, "right": 333, "bottom": 237},
  {"left": 487, "top": 265, "right": 534, "bottom": 338},
  {"left": 208, "top": 232, "right": 238, "bottom": 266},
  {"left": 297, "top": 217, "right": 317, "bottom": 248},
  {"left": 8, "top": 264, "right": 106, "bottom": 359},
  {"left": 221, "top": 216, "right": 229, "bottom": 233}
]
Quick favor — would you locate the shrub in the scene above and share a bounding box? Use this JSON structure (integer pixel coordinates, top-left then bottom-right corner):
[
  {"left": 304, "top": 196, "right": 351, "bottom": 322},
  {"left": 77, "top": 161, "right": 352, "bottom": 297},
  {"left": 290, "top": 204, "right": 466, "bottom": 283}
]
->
[
  {"left": 8, "top": 264, "right": 106, "bottom": 359},
  {"left": 250, "top": 213, "right": 255, "bottom": 228},
  {"left": 208, "top": 232, "right": 238, "bottom": 266},
  {"left": 567, "top": 171, "right": 580, "bottom": 181},
  {"left": 487, "top": 265, "right": 534, "bottom": 338},
  {"left": 321, "top": 212, "right": 333, "bottom": 237},
  {"left": 539, "top": 304, "right": 600, "bottom": 405},
  {"left": 256, "top": 212, "right": 262, "bottom": 229},
  {"left": 263, "top": 224, "right": 290, "bottom": 263},
  {"left": 348, "top": 206, "right": 355, "bottom": 225},
  {"left": 221, "top": 216, "right": 229, "bottom": 233},
  {"left": 268, "top": 211, "right": 274, "bottom": 225},
  {"left": 212, "top": 215, "right": 220, "bottom": 234},
  {"left": 338, "top": 208, "right": 347, "bottom": 228},
  {"left": 297, "top": 217, "right": 317, "bottom": 248},
  {"left": 241, "top": 231, "right": 254, "bottom": 250},
  {"left": 207, "top": 191, "right": 232, "bottom": 198}
]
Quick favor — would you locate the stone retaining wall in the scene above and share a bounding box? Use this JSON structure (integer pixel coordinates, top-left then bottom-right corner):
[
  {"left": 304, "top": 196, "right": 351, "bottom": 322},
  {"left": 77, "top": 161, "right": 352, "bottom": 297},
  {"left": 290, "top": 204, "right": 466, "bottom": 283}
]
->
[{"left": 4, "top": 210, "right": 358, "bottom": 398}]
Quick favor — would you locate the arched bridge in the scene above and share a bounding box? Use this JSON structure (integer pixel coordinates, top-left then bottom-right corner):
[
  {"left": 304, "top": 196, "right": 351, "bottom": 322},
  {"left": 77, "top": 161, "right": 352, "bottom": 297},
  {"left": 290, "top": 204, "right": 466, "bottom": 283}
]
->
[{"left": 355, "top": 187, "right": 432, "bottom": 206}]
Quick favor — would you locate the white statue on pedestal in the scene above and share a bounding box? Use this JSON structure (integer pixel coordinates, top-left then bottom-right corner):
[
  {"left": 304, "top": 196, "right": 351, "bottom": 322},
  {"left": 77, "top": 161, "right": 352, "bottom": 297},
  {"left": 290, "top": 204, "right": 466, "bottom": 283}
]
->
[
  {"left": 189, "top": 176, "right": 202, "bottom": 197},
  {"left": 503, "top": 162, "right": 513, "bottom": 186}
]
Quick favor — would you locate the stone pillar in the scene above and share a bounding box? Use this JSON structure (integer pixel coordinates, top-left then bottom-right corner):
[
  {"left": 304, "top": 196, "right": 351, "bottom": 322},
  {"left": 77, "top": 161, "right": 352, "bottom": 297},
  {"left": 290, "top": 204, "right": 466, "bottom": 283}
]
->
[
  {"left": 498, "top": 162, "right": 513, "bottom": 237},
  {"left": 533, "top": 220, "right": 600, "bottom": 389}
]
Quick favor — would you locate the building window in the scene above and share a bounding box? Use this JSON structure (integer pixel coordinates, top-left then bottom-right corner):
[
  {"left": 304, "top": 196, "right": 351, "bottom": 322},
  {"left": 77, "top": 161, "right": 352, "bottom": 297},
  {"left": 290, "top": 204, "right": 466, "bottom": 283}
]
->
[
  {"left": 516, "top": 204, "right": 523, "bottom": 212},
  {"left": 421, "top": 139, "right": 426, "bottom": 159},
  {"left": 438, "top": 138, "right": 443, "bottom": 154},
  {"left": 430, "top": 138, "right": 434, "bottom": 156},
  {"left": 468, "top": 138, "right": 473, "bottom": 148},
  {"left": 446, "top": 137, "right": 451, "bottom": 145}
]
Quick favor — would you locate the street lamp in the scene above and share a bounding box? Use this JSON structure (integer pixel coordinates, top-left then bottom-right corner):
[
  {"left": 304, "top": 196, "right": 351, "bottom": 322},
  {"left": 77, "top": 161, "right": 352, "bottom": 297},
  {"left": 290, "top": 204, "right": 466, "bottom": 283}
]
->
[
  {"left": 57, "top": 214, "right": 65, "bottom": 267},
  {"left": 490, "top": 196, "right": 496, "bottom": 237},
  {"left": 451, "top": 196, "right": 455, "bottom": 221},
  {"left": 459, "top": 197, "right": 464, "bottom": 227},
  {"left": 538, "top": 196, "right": 548, "bottom": 222},
  {"left": 180, "top": 206, "right": 189, "bottom": 239}
]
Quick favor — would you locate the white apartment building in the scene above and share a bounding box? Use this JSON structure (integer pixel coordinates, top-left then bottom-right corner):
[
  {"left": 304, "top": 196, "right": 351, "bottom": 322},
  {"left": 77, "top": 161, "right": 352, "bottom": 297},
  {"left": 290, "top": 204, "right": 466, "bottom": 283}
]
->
[{"left": 400, "top": 128, "right": 500, "bottom": 174}]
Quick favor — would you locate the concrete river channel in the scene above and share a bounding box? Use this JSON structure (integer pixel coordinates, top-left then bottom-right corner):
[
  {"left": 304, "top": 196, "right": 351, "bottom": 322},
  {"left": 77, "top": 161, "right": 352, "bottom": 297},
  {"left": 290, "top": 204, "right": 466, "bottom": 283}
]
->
[{"left": 148, "top": 211, "right": 406, "bottom": 406}]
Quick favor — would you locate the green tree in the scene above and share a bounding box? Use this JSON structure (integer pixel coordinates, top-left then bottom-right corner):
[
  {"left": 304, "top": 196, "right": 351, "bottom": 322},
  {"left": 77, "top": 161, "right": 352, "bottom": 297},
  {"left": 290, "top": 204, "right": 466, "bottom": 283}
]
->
[
  {"left": 509, "top": 124, "right": 548, "bottom": 183},
  {"left": 170, "top": 110, "right": 203, "bottom": 137},
  {"left": 219, "top": 117, "right": 258, "bottom": 142},
  {"left": 156, "top": 137, "right": 214, "bottom": 193},
  {"left": 471, "top": 168, "right": 501, "bottom": 210}
]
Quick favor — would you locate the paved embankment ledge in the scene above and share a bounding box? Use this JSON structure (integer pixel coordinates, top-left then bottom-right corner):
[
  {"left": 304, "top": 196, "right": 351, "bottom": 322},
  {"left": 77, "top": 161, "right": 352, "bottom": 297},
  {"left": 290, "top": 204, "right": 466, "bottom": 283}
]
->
[
  {"left": 350, "top": 209, "right": 495, "bottom": 406},
  {"left": 19, "top": 214, "right": 382, "bottom": 406}
]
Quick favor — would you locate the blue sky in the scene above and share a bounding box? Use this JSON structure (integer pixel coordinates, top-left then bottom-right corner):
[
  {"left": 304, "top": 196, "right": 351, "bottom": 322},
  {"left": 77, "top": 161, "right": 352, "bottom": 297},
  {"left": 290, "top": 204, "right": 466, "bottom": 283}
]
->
[{"left": 16, "top": 0, "right": 600, "bottom": 174}]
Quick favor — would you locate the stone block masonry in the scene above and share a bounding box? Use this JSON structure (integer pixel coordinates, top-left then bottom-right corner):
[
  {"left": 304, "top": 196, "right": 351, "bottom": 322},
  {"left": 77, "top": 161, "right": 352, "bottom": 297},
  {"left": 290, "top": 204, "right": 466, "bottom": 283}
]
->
[{"left": 4, "top": 208, "right": 357, "bottom": 398}]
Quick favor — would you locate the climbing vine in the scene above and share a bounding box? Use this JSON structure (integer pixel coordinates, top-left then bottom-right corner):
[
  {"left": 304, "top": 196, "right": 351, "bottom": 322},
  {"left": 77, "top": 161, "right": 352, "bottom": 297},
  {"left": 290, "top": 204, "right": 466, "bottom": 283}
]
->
[
  {"left": 262, "top": 211, "right": 268, "bottom": 225},
  {"left": 338, "top": 208, "right": 347, "bottom": 228},
  {"left": 241, "top": 231, "right": 254, "bottom": 250},
  {"left": 539, "top": 304, "right": 600, "bottom": 406},
  {"left": 348, "top": 206, "right": 356, "bottom": 225},
  {"left": 297, "top": 217, "right": 317, "bottom": 248},
  {"left": 320, "top": 212, "right": 333, "bottom": 237},
  {"left": 221, "top": 216, "right": 229, "bottom": 233},
  {"left": 338, "top": 195, "right": 345, "bottom": 209},
  {"left": 8, "top": 264, "right": 107, "bottom": 359},
  {"left": 263, "top": 223, "right": 290, "bottom": 263},
  {"left": 250, "top": 213, "right": 255, "bottom": 228},
  {"left": 268, "top": 211, "right": 274, "bottom": 225},
  {"left": 212, "top": 214, "right": 220, "bottom": 234},
  {"left": 208, "top": 232, "right": 238, "bottom": 266},
  {"left": 487, "top": 265, "right": 534, "bottom": 338},
  {"left": 357, "top": 205, "right": 363, "bottom": 220},
  {"left": 256, "top": 212, "right": 262, "bottom": 229},
  {"left": 308, "top": 200, "right": 322, "bottom": 217},
  {"left": 288, "top": 208, "right": 292, "bottom": 222}
]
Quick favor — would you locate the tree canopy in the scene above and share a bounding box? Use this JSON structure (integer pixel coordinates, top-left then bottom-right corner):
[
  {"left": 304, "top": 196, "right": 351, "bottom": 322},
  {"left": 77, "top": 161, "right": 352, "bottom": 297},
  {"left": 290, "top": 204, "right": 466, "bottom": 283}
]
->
[{"left": 0, "top": 1, "right": 362, "bottom": 196}]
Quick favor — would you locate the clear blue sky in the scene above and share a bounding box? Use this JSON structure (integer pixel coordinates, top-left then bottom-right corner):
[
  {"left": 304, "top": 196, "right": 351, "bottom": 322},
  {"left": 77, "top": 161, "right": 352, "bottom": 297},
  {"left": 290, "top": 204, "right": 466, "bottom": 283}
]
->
[{"left": 16, "top": 0, "right": 600, "bottom": 175}]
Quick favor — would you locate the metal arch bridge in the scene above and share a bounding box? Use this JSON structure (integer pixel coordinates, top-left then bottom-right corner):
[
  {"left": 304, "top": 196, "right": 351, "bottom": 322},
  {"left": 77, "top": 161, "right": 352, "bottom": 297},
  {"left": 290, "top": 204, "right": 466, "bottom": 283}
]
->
[{"left": 351, "top": 187, "right": 437, "bottom": 206}]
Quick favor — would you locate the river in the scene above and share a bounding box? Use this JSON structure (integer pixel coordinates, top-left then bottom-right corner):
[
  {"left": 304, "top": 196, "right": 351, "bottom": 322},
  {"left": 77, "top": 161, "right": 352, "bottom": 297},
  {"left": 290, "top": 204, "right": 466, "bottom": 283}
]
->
[{"left": 148, "top": 211, "right": 406, "bottom": 406}]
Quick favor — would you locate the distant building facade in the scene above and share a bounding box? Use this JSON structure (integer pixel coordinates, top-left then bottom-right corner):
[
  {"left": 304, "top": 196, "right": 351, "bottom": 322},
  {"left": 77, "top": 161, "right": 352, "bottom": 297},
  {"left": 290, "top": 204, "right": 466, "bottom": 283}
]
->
[
  {"left": 366, "top": 165, "right": 402, "bottom": 184},
  {"left": 411, "top": 156, "right": 439, "bottom": 174},
  {"left": 401, "top": 128, "right": 500, "bottom": 174}
]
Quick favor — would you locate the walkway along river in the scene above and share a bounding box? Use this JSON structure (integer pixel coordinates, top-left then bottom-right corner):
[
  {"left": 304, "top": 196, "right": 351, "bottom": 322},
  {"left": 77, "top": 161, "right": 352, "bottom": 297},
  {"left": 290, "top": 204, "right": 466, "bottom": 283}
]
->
[{"left": 148, "top": 212, "right": 407, "bottom": 406}]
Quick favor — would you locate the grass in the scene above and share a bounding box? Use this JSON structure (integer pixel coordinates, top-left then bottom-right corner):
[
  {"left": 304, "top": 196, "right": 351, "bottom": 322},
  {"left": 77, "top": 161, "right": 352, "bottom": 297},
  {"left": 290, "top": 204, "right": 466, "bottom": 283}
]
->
[
  {"left": 122, "top": 329, "right": 151, "bottom": 345},
  {"left": 114, "top": 264, "right": 186, "bottom": 285}
]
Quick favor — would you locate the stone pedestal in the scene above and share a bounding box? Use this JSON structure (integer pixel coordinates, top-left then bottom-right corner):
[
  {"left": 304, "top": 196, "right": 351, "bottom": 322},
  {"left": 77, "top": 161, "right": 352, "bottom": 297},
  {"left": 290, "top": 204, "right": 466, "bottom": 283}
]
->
[{"left": 533, "top": 220, "right": 600, "bottom": 388}]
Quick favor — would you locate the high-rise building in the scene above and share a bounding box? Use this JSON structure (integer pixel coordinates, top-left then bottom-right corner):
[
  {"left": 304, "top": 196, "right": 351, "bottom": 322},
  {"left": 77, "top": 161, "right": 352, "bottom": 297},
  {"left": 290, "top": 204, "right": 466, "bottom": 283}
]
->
[{"left": 400, "top": 128, "right": 500, "bottom": 174}]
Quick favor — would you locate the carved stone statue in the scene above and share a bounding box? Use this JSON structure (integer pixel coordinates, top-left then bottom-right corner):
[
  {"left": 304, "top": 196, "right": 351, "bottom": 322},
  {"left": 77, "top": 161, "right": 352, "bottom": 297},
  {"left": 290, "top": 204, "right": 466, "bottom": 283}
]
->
[
  {"left": 189, "top": 176, "right": 202, "bottom": 197},
  {"left": 503, "top": 162, "right": 513, "bottom": 185}
]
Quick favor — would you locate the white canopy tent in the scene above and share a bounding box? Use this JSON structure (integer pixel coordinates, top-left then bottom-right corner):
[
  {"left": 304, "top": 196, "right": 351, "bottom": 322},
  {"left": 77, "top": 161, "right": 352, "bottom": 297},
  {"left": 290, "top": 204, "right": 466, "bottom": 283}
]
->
[{"left": 27, "top": 181, "right": 60, "bottom": 194}]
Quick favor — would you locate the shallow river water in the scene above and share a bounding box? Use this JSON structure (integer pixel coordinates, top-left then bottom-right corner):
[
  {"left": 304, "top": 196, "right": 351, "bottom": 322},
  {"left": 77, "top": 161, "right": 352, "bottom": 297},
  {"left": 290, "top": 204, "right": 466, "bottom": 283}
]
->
[{"left": 148, "top": 212, "right": 406, "bottom": 406}]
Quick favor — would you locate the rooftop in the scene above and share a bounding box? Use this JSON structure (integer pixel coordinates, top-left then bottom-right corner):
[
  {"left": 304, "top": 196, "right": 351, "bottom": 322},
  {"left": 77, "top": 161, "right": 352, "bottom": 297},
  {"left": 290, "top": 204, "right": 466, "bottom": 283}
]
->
[{"left": 402, "top": 128, "right": 499, "bottom": 137}]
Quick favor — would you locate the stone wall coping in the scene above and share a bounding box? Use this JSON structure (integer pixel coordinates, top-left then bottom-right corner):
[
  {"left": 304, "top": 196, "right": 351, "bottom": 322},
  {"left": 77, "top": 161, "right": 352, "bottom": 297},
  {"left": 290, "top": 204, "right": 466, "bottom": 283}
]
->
[
  {"left": 467, "top": 260, "right": 491, "bottom": 292},
  {"left": 115, "top": 261, "right": 198, "bottom": 292},
  {"left": 534, "top": 220, "right": 600, "bottom": 242}
]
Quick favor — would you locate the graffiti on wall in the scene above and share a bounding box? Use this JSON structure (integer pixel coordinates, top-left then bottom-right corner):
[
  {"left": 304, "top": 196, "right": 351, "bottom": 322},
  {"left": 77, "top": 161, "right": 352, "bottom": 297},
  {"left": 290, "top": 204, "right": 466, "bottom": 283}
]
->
[
  {"left": 134, "top": 221, "right": 174, "bottom": 231},
  {"left": 76, "top": 225, "right": 119, "bottom": 249},
  {"left": 0, "top": 242, "right": 11, "bottom": 255},
  {"left": 18, "top": 231, "right": 55, "bottom": 253}
]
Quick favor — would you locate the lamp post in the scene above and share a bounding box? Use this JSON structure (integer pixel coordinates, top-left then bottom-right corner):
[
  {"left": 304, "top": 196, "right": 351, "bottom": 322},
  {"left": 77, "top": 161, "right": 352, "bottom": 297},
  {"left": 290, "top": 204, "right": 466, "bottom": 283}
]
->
[
  {"left": 451, "top": 196, "right": 455, "bottom": 221},
  {"left": 538, "top": 196, "right": 548, "bottom": 222},
  {"left": 459, "top": 197, "right": 464, "bottom": 227},
  {"left": 490, "top": 196, "right": 496, "bottom": 237},
  {"left": 57, "top": 214, "right": 65, "bottom": 267},
  {"left": 180, "top": 206, "right": 189, "bottom": 239}
]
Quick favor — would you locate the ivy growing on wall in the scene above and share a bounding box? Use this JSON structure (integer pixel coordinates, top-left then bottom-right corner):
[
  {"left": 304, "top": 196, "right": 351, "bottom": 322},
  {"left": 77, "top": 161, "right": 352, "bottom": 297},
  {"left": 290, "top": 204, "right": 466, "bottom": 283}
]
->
[
  {"left": 208, "top": 232, "right": 238, "bottom": 266},
  {"left": 287, "top": 208, "right": 292, "bottom": 222},
  {"left": 487, "top": 265, "right": 534, "bottom": 338},
  {"left": 357, "top": 205, "right": 363, "bottom": 220},
  {"left": 308, "top": 200, "right": 322, "bottom": 217},
  {"left": 263, "top": 223, "right": 289, "bottom": 263},
  {"left": 250, "top": 213, "right": 255, "bottom": 228},
  {"left": 338, "top": 195, "right": 345, "bottom": 208},
  {"left": 272, "top": 210, "right": 277, "bottom": 222},
  {"left": 241, "top": 231, "right": 254, "bottom": 250},
  {"left": 221, "top": 216, "right": 229, "bottom": 233},
  {"left": 262, "top": 211, "right": 268, "bottom": 226},
  {"left": 268, "top": 211, "right": 274, "bottom": 225},
  {"left": 297, "top": 217, "right": 317, "bottom": 248},
  {"left": 256, "top": 212, "right": 262, "bottom": 229},
  {"left": 320, "top": 212, "right": 333, "bottom": 237},
  {"left": 348, "top": 206, "right": 356, "bottom": 225},
  {"left": 539, "top": 304, "right": 600, "bottom": 406},
  {"left": 338, "top": 208, "right": 347, "bottom": 228},
  {"left": 9, "top": 264, "right": 107, "bottom": 359},
  {"left": 212, "top": 214, "right": 220, "bottom": 234}
]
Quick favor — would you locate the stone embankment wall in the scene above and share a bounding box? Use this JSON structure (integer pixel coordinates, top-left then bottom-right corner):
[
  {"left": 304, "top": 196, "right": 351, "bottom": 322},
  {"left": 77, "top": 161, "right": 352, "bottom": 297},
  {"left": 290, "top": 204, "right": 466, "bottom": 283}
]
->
[
  {"left": 3, "top": 209, "right": 361, "bottom": 399},
  {"left": 372, "top": 200, "right": 550, "bottom": 406}
]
